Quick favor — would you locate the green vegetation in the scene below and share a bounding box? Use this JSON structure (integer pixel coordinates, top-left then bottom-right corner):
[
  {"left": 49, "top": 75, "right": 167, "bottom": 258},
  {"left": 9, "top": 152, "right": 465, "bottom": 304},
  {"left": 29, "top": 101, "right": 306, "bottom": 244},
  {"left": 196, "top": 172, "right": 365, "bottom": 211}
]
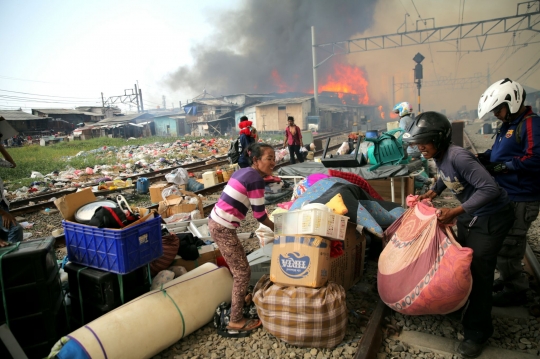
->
[
  {"left": 0, "top": 134, "right": 281, "bottom": 189},
  {"left": 0, "top": 136, "right": 199, "bottom": 187}
]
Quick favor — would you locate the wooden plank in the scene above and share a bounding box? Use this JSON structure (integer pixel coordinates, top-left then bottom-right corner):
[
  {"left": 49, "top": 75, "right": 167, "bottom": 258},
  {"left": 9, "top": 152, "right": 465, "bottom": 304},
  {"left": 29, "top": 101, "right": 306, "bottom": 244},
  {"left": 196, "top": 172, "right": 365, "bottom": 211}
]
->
[
  {"left": 367, "top": 177, "right": 414, "bottom": 204},
  {"left": 353, "top": 300, "right": 388, "bottom": 359}
]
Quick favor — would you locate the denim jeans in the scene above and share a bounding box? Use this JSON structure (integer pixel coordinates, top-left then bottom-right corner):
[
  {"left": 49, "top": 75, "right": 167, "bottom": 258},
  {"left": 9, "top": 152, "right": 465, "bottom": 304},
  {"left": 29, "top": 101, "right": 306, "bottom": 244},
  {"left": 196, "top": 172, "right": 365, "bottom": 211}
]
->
[{"left": 0, "top": 212, "right": 23, "bottom": 243}]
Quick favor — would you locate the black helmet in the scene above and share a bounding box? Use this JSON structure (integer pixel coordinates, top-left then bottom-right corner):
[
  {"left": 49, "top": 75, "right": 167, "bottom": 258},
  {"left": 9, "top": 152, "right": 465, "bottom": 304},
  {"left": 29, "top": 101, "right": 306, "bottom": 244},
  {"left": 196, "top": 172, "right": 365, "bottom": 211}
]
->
[{"left": 402, "top": 111, "right": 452, "bottom": 151}]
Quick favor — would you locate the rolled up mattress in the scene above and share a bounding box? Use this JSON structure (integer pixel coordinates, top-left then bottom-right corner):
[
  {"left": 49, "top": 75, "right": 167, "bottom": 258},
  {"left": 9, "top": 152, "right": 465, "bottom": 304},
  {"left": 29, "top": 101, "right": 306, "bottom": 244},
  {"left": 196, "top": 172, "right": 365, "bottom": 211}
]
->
[{"left": 68, "top": 263, "right": 233, "bottom": 359}]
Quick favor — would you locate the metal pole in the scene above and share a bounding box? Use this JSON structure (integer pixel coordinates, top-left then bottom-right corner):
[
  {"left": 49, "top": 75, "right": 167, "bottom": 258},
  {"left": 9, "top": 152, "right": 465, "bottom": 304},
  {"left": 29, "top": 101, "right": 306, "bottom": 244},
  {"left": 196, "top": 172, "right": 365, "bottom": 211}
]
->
[
  {"left": 392, "top": 76, "right": 395, "bottom": 108},
  {"left": 311, "top": 26, "right": 319, "bottom": 115},
  {"left": 101, "top": 92, "right": 105, "bottom": 107},
  {"left": 139, "top": 89, "right": 144, "bottom": 112},
  {"left": 134, "top": 84, "right": 140, "bottom": 113},
  {"left": 417, "top": 81, "right": 421, "bottom": 113}
]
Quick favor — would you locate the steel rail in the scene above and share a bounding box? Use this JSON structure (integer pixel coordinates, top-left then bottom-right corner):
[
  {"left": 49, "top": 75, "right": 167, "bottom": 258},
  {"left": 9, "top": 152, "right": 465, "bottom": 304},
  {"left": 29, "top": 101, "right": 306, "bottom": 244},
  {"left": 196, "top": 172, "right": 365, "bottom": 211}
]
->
[
  {"left": 10, "top": 141, "right": 344, "bottom": 216},
  {"left": 9, "top": 130, "right": 347, "bottom": 209}
]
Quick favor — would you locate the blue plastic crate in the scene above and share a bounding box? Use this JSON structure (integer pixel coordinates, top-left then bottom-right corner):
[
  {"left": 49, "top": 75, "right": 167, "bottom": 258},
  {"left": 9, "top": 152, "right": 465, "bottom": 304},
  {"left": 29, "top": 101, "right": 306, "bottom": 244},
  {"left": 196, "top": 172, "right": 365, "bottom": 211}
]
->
[{"left": 62, "top": 215, "right": 163, "bottom": 274}]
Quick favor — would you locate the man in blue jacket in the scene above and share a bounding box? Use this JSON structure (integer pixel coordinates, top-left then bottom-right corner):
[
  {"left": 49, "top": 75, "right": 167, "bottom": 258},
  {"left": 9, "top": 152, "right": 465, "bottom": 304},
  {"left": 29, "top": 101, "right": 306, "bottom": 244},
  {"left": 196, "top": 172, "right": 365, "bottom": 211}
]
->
[{"left": 477, "top": 78, "right": 540, "bottom": 307}]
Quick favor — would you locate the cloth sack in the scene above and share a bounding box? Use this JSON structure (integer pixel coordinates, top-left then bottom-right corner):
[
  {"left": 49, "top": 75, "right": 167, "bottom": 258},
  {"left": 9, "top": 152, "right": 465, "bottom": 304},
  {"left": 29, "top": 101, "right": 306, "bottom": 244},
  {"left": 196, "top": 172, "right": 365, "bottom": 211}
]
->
[
  {"left": 149, "top": 234, "right": 180, "bottom": 276},
  {"left": 253, "top": 275, "right": 347, "bottom": 348},
  {"left": 377, "top": 197, "right": 473, "bottom": 315}
]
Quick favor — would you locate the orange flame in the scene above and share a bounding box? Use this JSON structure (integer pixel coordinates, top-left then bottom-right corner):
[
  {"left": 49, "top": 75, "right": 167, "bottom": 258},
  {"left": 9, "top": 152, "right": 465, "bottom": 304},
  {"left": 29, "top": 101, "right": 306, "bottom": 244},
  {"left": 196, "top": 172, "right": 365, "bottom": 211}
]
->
[
  {"left": 378, "top": 105, "right": 385, "bottom": 119},
  {"left": 271, "top": 69, "right": 291, "bottom": 93},
  {"left": 318, "top": 63, "right": 369, "bottom": 104},
  {"left": 378, "top": 105, "right": 401, "bottom": 120}
]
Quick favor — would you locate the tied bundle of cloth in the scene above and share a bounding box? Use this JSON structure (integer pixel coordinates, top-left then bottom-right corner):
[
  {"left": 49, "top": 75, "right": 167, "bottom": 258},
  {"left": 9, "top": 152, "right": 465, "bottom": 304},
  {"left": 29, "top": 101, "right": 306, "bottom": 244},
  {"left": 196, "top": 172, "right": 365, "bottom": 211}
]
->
[{"left": 377, "top": 195, "right": 473, "bottom": 315}]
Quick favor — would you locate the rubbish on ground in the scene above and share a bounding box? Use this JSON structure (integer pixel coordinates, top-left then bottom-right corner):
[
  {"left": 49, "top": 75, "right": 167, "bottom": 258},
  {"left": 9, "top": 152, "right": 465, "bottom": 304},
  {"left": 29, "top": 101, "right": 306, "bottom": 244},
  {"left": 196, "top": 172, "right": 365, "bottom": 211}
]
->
[{"left": 19, "top": 221, "right": 33, "bottom": 229}]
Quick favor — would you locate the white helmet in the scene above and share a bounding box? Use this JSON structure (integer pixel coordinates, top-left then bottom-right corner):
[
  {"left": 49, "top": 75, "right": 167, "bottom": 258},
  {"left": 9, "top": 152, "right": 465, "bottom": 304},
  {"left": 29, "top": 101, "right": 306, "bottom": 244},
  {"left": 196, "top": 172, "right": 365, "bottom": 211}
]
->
[
  {"left": 393, "top": 102, "right": 413, "bottom": 117},
  {"left": 478, "top": 78, "right": 525, "bottom": 119}
]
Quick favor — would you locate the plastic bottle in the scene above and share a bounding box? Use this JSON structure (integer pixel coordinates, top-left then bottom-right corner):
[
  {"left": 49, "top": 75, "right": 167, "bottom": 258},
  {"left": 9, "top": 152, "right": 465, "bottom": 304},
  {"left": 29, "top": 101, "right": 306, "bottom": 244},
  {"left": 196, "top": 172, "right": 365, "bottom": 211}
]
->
[{"left": 126, "top": 178, "right": 133, "bottom": 187}]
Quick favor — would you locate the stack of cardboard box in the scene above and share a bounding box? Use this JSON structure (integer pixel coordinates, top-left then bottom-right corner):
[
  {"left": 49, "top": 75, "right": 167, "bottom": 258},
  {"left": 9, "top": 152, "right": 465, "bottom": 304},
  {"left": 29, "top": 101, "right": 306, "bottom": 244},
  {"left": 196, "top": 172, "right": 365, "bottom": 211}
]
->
[{"left": 270, "top": 207, "right": 366, "bottom": 290}]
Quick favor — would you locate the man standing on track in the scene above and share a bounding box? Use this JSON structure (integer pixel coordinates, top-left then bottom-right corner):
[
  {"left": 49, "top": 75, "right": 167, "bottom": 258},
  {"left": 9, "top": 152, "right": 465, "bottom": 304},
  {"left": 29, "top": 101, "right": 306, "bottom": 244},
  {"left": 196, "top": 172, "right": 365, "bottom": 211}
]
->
[
  {"left": 283, "top": 116, "right": 304, "bottom": 165},
  {"left": 477, "top": 78, "right": 540, "bottom": 307}
]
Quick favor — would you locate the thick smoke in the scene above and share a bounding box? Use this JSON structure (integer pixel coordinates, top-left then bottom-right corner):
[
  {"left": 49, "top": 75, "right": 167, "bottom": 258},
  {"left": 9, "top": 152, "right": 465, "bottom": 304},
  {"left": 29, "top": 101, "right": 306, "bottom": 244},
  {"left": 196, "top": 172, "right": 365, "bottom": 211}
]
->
[{"left": 167, "top": 0, "right": 377, "bottom": 96}]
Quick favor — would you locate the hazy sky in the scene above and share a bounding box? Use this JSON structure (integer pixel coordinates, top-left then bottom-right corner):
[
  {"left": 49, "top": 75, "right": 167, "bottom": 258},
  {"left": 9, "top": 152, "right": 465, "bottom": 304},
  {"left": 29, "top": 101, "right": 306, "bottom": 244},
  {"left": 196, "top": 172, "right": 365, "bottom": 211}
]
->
[{"left": 1, "top": 0, "right": 539, "bottom": 116}]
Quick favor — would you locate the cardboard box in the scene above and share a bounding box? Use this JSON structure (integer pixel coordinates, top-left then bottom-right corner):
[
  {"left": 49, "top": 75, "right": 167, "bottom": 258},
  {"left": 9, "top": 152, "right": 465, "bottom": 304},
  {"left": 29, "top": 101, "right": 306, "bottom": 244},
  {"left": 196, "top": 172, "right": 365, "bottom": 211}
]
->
[
  {"left": 170, "top": 245, "right": 221, "bottom": 272},
  {"left": 157, "top": 189, "right": 204, "bottom": 218},
  {"left": 150, "top": 182, "right": 187, "bottom": 203},
  {"left": 270, "top": 235, "right": 331, "bottom": 288},
  {"left": 346, "top": 238, "right": 366, "bottom": 290},
  {"left": 328, "top": 223, "right": 366, "bottom": 291},
  {"left": 150, "top": 182, "right": 173, "bottom": 203}
]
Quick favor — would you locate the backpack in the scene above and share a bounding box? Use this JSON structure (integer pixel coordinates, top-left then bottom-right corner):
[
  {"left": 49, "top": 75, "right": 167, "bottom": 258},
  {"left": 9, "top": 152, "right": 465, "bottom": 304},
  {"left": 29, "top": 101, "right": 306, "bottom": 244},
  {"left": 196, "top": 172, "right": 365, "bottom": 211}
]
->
[{"left": 227, "top": 137, "right": 242, "bottom": 164}]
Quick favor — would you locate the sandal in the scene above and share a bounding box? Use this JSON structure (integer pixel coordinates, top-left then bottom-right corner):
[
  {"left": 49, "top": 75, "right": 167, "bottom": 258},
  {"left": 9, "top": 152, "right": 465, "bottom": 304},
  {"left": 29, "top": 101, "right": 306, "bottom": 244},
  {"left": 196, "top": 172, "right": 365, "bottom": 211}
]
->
[{"left": 226, "top": 318, "right": 262, "bottom": 332}]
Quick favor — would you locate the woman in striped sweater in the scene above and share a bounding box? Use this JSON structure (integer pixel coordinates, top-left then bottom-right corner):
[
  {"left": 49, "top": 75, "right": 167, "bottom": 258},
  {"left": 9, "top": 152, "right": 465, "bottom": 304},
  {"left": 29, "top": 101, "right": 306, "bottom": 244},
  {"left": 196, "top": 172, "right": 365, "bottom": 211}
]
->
[{"left": 209, "top": 142, "right": 275, "bottom": 333}]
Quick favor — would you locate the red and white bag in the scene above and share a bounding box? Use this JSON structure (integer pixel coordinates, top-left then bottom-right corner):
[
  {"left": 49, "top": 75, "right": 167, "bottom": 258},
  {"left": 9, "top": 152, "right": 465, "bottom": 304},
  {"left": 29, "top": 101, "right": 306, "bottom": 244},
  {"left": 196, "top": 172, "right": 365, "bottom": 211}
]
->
[{"left": 377, "top": 197, "right": 473, "bottom": 315}]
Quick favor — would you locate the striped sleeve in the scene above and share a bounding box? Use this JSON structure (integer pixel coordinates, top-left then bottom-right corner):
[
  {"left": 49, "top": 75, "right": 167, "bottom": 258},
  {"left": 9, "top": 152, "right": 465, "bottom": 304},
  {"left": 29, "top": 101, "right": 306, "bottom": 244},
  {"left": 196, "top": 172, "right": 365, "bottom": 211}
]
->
[{"left": 243, "top": 173, "right": 268, "bottom": 222}]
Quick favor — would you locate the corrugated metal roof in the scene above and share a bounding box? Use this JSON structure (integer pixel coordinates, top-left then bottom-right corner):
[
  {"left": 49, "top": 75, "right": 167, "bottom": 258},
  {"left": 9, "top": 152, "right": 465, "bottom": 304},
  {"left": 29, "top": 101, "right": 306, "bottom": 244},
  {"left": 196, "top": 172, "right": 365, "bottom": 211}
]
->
[
  {"left": 256, "top": 96, "right": 313, "bottom": 107},
  {"left": 96, "top": 113, "right": 150, "bottom": 124},
  {"left": 32, "top": 108, "right": 104, "bottom": 117},
  {"left": 152, "top": 111, "right": 183, "bottom": 118},
  {"left": 187, "top": 99, "right": 234, "bottom": 107},
  {"left": 0, "top": 110, "right": 50, "bottom": 121}
]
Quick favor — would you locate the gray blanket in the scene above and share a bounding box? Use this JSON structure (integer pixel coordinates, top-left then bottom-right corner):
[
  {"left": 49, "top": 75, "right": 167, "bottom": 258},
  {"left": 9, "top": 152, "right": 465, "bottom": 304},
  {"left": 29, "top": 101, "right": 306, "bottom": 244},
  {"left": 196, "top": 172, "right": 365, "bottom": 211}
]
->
[{"left": 277, "top": 161, "right": 422, "bottom": 180}]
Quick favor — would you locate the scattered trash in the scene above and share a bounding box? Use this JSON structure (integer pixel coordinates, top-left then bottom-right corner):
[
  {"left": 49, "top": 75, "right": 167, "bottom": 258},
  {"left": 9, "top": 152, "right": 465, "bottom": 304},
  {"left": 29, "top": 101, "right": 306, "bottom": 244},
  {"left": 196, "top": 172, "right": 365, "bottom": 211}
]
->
[{"left": 19, "top": 221, "right": 34, "bottom": 229}]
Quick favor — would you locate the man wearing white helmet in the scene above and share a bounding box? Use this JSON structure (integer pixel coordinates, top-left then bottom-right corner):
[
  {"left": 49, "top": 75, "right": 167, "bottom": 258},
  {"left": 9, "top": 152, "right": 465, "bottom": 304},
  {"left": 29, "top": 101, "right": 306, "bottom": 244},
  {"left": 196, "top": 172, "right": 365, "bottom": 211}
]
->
[
  {"left": 477, "top": 78, "right": 540, "bottom": 307},
  {"left": 393, "top": 101, "right": 420, "bottom": 159}
]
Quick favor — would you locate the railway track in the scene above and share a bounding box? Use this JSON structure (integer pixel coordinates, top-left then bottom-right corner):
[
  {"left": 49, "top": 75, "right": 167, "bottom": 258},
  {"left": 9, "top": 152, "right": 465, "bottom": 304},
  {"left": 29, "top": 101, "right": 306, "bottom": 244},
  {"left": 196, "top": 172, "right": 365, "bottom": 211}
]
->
[
  {"left": 353, "top": 128, "right": 540, "bottom": 359},
  {"left": 10, "top": 133, "right": 346, "bottom": 216}
]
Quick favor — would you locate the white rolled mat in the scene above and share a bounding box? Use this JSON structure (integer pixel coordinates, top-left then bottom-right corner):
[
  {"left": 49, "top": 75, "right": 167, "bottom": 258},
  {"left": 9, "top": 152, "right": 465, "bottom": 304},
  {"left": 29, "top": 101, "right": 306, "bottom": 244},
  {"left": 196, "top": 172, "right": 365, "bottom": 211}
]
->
[{"left": 67, "top": 263, "right": 233, "bottom": 359}]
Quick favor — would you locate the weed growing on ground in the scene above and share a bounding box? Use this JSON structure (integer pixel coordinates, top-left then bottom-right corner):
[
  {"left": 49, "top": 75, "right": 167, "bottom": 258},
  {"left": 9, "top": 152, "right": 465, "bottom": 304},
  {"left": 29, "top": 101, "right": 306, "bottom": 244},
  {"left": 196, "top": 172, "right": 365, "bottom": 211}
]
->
[{"left": 0, "top": 136, "right": 203, "bottom": 187}]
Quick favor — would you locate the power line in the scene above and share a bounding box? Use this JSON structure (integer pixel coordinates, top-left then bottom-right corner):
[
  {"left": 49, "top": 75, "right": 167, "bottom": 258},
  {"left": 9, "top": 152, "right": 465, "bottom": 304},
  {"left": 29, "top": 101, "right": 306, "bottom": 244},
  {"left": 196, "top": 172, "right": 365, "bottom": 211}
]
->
[
  {"left": 0, "top": 75, "right": 55, "bottom": 84},
  {"left": 0, "top": 95, "right": 101, "bottom": 105},
  {"left": 0, "top": 89, "right": 100, "bottom": 100},
  {"left": 410, "top": 0, "right": 421, "bottom": 19},
  {"left": 515, "top": 55, "right": 540, "bottom": 81}
]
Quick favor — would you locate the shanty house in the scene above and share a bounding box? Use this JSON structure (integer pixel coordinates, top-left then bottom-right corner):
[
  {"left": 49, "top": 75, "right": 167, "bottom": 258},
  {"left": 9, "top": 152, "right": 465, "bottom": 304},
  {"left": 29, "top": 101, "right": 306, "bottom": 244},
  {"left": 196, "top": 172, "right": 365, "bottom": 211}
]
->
[
  {"left": 94, "top": 113, "right": 154, "bottom": 138},
  {"left": 153, "top": 112, "right": 189, "bottom": 137},
  {"left": 234, "top": 102, "right": 260, "bottom": 130},
  {"left": 183, "top": 99, "right": 236, "bottom": 136},
  {"left": 222, "top": 93, "right": 274, "bottom": 107},
  {"left": 32, "top": 108, "right": 105, "bottom": 133},
  {"left": 76, "top": 106, "right": 121, "bottom": 119},
  {"left": 0, "top": 110, "right": 52, "bottom": 136},
  {"left": 255, "top": 96, "right": 313, "bottom": 131}
]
